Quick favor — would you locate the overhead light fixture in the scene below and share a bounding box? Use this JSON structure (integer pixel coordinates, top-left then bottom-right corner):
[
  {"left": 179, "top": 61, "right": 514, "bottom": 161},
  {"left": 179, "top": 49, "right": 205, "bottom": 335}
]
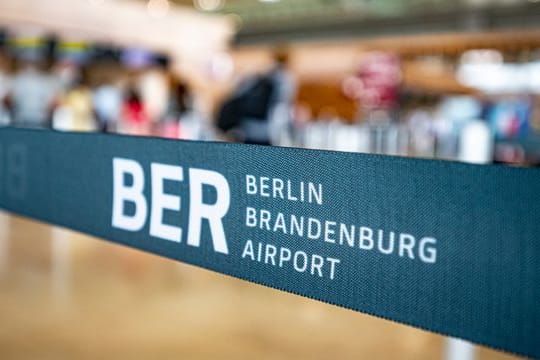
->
[
  {"left": 226, "top": 13, "right": 243, "bottom": 30},
  {"left": 147, "top": 0, "right": 170, "bottom": 18},
  {"left": 194, "top": 0, "right": 224, "bottom": 12}
]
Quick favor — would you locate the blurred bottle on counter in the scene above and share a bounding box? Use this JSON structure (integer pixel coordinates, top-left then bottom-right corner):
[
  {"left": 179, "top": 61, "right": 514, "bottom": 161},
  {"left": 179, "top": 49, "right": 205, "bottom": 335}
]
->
[
  {"left": 459, "top": 119, "right": 493, "bottom": 164},
  {"left": 407, "top": 109, "right": 436, "bottom": 158}
]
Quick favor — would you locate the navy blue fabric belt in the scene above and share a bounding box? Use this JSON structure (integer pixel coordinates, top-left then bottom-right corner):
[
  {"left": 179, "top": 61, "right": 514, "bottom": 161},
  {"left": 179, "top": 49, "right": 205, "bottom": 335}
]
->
[{"left": 0, "top": 127, "right": 538, "bottom": 357}]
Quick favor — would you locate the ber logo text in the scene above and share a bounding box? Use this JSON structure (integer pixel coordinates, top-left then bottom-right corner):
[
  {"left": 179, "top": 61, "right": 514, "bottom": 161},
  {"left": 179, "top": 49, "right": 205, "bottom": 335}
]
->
[
  {"left": 111, "top": 158, "right": 230, "bottom": 254},
  {"left": 110, "top": 157, "right": 438, "bottom": 282}
]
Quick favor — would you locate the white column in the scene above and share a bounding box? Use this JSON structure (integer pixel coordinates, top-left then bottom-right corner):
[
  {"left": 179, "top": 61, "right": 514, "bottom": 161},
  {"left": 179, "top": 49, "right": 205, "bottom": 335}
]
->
[
  {"left": 0, "top": 211, "right": 9, "bottom": 277},
  {"left": 51, "top": 226, "right": 71, "bottom": 305},
  {"left": 446, "top": 338, "right": 476, "bottom": 360}
]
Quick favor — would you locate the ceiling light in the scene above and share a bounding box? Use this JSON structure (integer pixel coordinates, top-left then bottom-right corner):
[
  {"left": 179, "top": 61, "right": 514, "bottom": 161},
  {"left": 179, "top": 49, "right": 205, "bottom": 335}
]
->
[
  {"left": 147, "top": 0, "right": 170, "bottom": 18},
  {"left": 226, "top": 13, "right": 243, "bottom": 30},
  {"left": 194, "top": 0, "right": 224, "bottom": 12}
]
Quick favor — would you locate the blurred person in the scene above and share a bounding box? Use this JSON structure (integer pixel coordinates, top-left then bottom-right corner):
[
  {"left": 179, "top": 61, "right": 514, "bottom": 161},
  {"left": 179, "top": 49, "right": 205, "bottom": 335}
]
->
[
  {"left": 56, "top": 68, "right": 96, "bottom": 132},
  {"left": 121, "top": 85, "right": 150, "bottom": 135},
  {"left": 138, "top": 63, "right": 169, "bottom": 126},
  {"left": 54, "top": 61, "right": 80, "bottom": 90},
  {"left": 93, "top": 80, "right": 123, "bottom": 133},
  {"left": 217, "top": 49, "right": 296, "bottom": 146},
  {"left": 161, "top": 77, "right": 193, "bottom": 139},
  {"left": 7, "top": 59, "right": 62, "bottom": 128},
  {"left": 268, "top": 50, "right": 297, "bottom": 146},
  {"left": 0, "top": 51, "right": 11, "bottom": 125},
  {"left": 159, "top": 73, "right": 217, "bottom": 141}
]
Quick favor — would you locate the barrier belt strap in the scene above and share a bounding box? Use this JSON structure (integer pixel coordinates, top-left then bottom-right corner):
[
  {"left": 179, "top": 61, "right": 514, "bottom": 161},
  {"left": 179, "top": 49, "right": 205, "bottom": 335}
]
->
[{"left": 0, "top": 127, "right": 538, "bottom": 357}]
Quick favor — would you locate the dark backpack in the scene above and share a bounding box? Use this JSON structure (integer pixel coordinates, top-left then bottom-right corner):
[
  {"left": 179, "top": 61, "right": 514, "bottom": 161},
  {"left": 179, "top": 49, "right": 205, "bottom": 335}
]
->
[
  {"left": 217, "top": 75, "right": 276, "bottom": 132},
  {"left": 240, "top": 75, "right": 276, "bottom": 119}
]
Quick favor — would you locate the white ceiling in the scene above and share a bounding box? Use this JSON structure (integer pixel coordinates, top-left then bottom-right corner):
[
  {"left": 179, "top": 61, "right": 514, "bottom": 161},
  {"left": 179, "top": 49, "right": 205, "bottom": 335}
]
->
[{"left": 0, "top": 0, "right": 234, "bottom": 61}]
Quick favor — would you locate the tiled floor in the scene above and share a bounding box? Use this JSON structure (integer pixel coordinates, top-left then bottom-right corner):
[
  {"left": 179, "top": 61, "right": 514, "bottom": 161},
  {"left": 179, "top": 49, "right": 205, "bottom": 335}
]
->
[{"left": 0, "top": 212, "right": 520, "bottom": 359}]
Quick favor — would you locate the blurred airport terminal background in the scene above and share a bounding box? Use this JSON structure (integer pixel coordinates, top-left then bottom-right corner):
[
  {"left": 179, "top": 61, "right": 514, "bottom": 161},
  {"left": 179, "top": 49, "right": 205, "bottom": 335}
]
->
[{"left": 0, "top": 0, "right": 539, "bottom": 358}]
